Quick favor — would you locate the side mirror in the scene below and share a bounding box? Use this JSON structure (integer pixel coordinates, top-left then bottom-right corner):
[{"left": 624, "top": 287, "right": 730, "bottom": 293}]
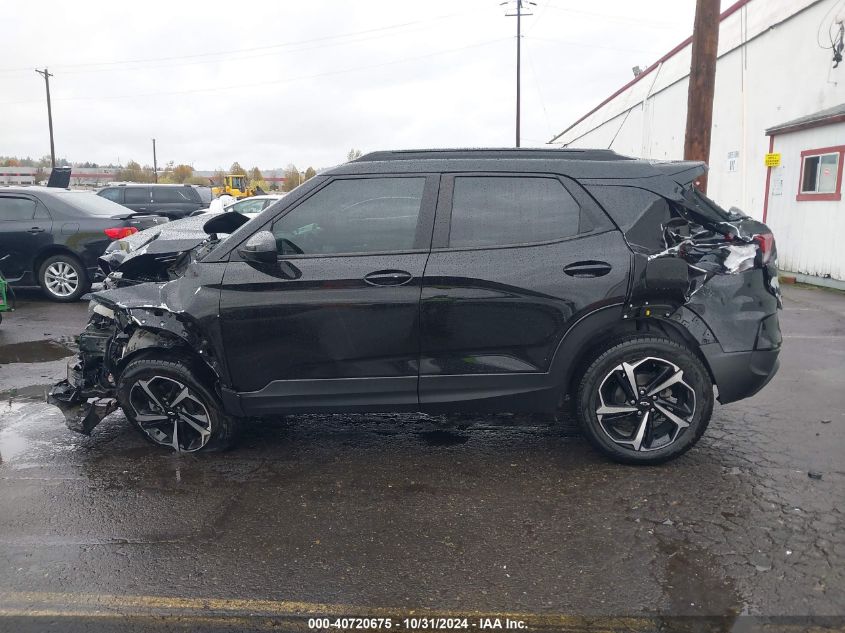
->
[{"left": 237, "top": 230, "right": 277, "bottom": 265}]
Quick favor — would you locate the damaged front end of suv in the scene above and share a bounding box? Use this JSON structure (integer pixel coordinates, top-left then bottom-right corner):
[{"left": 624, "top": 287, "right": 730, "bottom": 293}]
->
[{"left": 48, "top": 214, "right": 246, "bottom": 436}]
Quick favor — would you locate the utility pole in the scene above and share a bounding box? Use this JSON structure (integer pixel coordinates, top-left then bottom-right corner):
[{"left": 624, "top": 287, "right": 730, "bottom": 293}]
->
[
  {"left": 683, "top": 0, "right": 720, "bottom": 193},
  {"left": 152, "top": 138, "right": 158, "bottom": 183},
  {"left": 34, "top": 68, "right": 56, "bottom": 168},
  {"left": 504, "top": 1, "right": 534, "bottom": 148}
]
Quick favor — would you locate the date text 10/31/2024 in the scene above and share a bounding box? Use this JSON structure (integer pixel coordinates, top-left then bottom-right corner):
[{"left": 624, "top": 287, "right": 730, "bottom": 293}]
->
[{"left": 308, "top": 617, "right": 528, "bottom": 630}]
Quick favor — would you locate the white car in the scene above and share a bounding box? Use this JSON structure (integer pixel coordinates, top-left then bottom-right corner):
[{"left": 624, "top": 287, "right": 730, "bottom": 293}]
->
[{"left": 210, "top": 194, "right": 286, "bottom": 215}]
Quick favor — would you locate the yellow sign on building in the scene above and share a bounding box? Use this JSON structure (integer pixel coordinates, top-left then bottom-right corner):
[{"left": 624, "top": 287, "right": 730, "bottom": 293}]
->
[{"left": 764, "top": 153, "right": 781, "bottom": 167}]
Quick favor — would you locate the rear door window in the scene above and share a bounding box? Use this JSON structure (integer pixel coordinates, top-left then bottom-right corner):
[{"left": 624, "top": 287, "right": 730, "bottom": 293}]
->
[
  {"left": 0, "top": 196, "right": 37, "bottom": 220},
  {"left": 98, "top": 187, "right": 123, "bottom": 203},
  {"left": 152, "top": 187, "right": 198, "bottom": 203},
  {"left": 124, "top": 187, "right": 150, "bottom": 204},
  {"left": 448, "top": 176, "right": 581, "bottom": 248}
]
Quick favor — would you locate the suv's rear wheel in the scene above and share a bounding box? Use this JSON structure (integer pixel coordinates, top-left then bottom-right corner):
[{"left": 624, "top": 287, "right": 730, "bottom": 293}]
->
[
  {"left": 575, "top": 336, "right": 713, "bottom": 464},
  {"left": 116, "top": 355, "right": 239, "bottom": 453},
  {"left": 38, "top": 254, "right": 90, "bottom": 302}
]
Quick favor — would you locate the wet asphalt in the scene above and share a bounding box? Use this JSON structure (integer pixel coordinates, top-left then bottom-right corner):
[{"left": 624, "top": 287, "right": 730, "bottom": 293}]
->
[{"left": 0, "top": 285, "right": 843, "bottom": 631}]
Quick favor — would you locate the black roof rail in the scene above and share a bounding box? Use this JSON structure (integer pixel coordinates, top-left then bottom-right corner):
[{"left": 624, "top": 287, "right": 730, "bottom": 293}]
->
[{"left": 353, "top": 148, "right": 631, "bottom": 162}]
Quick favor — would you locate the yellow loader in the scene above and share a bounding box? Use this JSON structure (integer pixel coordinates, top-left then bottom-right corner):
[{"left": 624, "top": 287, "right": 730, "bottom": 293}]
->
[{"left": 211, "top": 174, "right": 265, "bottom": 200}]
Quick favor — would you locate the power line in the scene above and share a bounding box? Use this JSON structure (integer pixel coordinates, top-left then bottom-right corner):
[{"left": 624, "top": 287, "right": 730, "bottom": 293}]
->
[
  {"left": 543, "top": 4, "right": 688, "bottom": 30},
  {"left": 0, "top": 11, "right": 472, "bottom": 75},
  {"left": 0, "top": 38, "right": 509, "bottom": 107},
  {"left": 523, "top": 38, "right": 554, "bottom": 138},
  {"left": 524, "top": 35, "right": 663, "bottom": 55},
  {"left": 56, "top": 21, "right": 456, "bottom": 76}
]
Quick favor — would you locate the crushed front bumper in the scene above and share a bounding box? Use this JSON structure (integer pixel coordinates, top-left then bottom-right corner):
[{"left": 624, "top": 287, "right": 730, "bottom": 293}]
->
[
  {"left": 48, "top": 310, "right": 121, "bottom": 435},
  {"left": 49, "top": 372, "right": 118, "bottom": 434}
]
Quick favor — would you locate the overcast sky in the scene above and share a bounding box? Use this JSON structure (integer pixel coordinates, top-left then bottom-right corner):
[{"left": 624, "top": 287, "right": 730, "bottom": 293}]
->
[{"left": 1, "top": 1, "right": 700, "bottom": 171}]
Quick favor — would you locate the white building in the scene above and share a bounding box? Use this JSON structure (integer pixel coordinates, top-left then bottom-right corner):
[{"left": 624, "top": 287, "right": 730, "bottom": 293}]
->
[{"left": 550, "top": 0, "right": 845, "bottom": 287}]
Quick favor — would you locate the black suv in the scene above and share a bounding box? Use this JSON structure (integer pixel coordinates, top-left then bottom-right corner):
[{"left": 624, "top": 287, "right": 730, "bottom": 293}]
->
[
  {"left": 0, "top": 187, "right": 167, "bottom": 302},
  {"left": 50, "top": 149, "right": 781, "bottom": 464},
  {"left": 97, "top": 184, "right": 207, "bottom": 219}
]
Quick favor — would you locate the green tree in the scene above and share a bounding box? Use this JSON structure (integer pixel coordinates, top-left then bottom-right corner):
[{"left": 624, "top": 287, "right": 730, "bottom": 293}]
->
[
  {"left": 302, "top": 166, "right": 317, "bottom": 182},
  {"left": 171, "top": 164, "right": 194, "bottom": 183},
  {"left": 115, "top": 160, "right": 155, "bottom": 183},
  {"left": 281, "top": 164, "right": 300, "bottom": 192},
  {"left": 211, "top": 169, "right": 226, "bottom": 186},
  {"left": 230, "top": 162, "right": 246, "bottom": 175},
  {"left": 249, "top": 166, "right": 263, "bottom": 183}
]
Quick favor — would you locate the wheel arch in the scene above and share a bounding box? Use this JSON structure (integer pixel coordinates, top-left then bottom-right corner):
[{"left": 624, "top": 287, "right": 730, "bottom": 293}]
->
[
  {"left": 113, "top": 324, "right": 220, "bottom": 394},
  {"left": 33, "top": 245, "right": 85, "bottom": 279},
  {"left": 550, "top": 304, "right": 718, "bottom": 399}
]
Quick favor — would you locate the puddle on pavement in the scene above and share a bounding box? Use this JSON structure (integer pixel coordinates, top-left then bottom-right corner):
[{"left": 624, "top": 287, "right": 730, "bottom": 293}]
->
[
  {"left": 0, "top": 384, "right": 52, "bottom": 402},
  {"left": 0, "top": 401, "right": 38, "bottom": 463},
  {"left": 0, "top": 339, "right": 75, "bottom": 364},
  {"left": 418, "top": 429, "right": 469, "bottom": 446},
  {"left": 0, "top": 426, "right": 29, "bottom": 463}
]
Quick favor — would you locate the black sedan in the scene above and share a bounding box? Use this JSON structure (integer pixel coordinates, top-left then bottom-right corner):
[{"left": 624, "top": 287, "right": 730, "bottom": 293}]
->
[{"left": 0, "top": 187, "right": 168, "bottom": 302}]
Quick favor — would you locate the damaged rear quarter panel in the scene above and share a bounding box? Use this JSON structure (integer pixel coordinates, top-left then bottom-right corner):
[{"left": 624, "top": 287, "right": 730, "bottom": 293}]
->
[{"left": 585, "top": 181, "right": 780, "bottom": 354}]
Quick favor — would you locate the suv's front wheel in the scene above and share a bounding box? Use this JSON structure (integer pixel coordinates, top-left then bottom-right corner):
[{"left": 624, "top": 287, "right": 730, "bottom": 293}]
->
[
  {"left": 116, "top": 355, "right": 239, "bottom": 453},
  {"left": 575, "top": 336, "right": 713, "bottom": 464}
]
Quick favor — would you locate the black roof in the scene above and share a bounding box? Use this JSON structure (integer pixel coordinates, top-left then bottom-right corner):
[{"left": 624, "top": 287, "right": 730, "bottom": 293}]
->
[{"left": 330, "top": 148, "right": 705, "bottom": 182}]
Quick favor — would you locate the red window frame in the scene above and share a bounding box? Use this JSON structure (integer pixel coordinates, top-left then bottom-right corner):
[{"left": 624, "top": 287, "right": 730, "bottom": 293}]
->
[{"left": 797, "top": 145, "right": 845, "bottom": 202}]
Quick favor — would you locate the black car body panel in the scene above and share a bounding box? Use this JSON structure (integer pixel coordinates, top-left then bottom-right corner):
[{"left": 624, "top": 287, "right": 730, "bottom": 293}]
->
[
  {"left": 49, "top": 149, "right": 782, "bottom": 437},
  {"left": 0, "top": 187, "right": 167, "bottom": 286}
]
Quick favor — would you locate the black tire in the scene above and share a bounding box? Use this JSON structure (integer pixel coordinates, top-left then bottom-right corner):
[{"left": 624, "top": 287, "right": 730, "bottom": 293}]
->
[
  {"left": 38, "top": 254, "right": 90, "bottom": 302},
  {"left": 116, "top": 354, "right": 239, "bottom": 453},
  {"left": 575, "top": 336, "right": 713, "bottom": 465}
]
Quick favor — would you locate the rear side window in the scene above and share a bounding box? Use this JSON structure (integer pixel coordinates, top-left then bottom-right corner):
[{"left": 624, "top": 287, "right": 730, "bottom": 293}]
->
[
  {"left": 193, "top": 186, "right": 213, "bottom": 204},
  {"left": 449, "top": 176, "right": 581, "bottom": 248},
  {"left": 0, "top": 197, "right": 37, "bottom": 220},
  {"left": 272, "top": 177, "right": 425, "bottom": 255},
  {"left": 98, "top": 188, "right": 122, "bottom": 203},
  {"left": 152, "top": 187, "right": 198, "bottom": 203},
  {"left": 124, "top": 187, "right": 150, "bottom": 204}
]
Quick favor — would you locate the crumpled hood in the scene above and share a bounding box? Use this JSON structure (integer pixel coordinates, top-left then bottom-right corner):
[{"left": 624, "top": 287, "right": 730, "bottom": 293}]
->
[
  {"left": 92, "top": 279, "right": 186, "bottom": 313},
  {"left": 99, "top": 211, "right": 252, "bottom": 283}
]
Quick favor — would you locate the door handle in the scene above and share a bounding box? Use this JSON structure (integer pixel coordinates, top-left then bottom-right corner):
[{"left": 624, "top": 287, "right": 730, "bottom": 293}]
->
[
  {"left": 137, "top": 207, "right": 148, "bottom": 211},
  {"left": 563, "top": 261, "right": 612, "bottom": 278},
  {"left": 27, "top": 227, "right": 46, "bottom": 234},
  {"left": 364, "top": 270, "right": 413, "bottom": 286}
]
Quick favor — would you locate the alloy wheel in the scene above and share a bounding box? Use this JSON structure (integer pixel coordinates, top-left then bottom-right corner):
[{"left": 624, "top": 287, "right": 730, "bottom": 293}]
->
[
  {"left": 595, "top": 356, "right": 696, "bottom": 452},
  {"left": 128, "top": 376, "right": 212, "bottom": 452},
  {"left": 44, "top": 261, "right": 79, "bottom": 297}
]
